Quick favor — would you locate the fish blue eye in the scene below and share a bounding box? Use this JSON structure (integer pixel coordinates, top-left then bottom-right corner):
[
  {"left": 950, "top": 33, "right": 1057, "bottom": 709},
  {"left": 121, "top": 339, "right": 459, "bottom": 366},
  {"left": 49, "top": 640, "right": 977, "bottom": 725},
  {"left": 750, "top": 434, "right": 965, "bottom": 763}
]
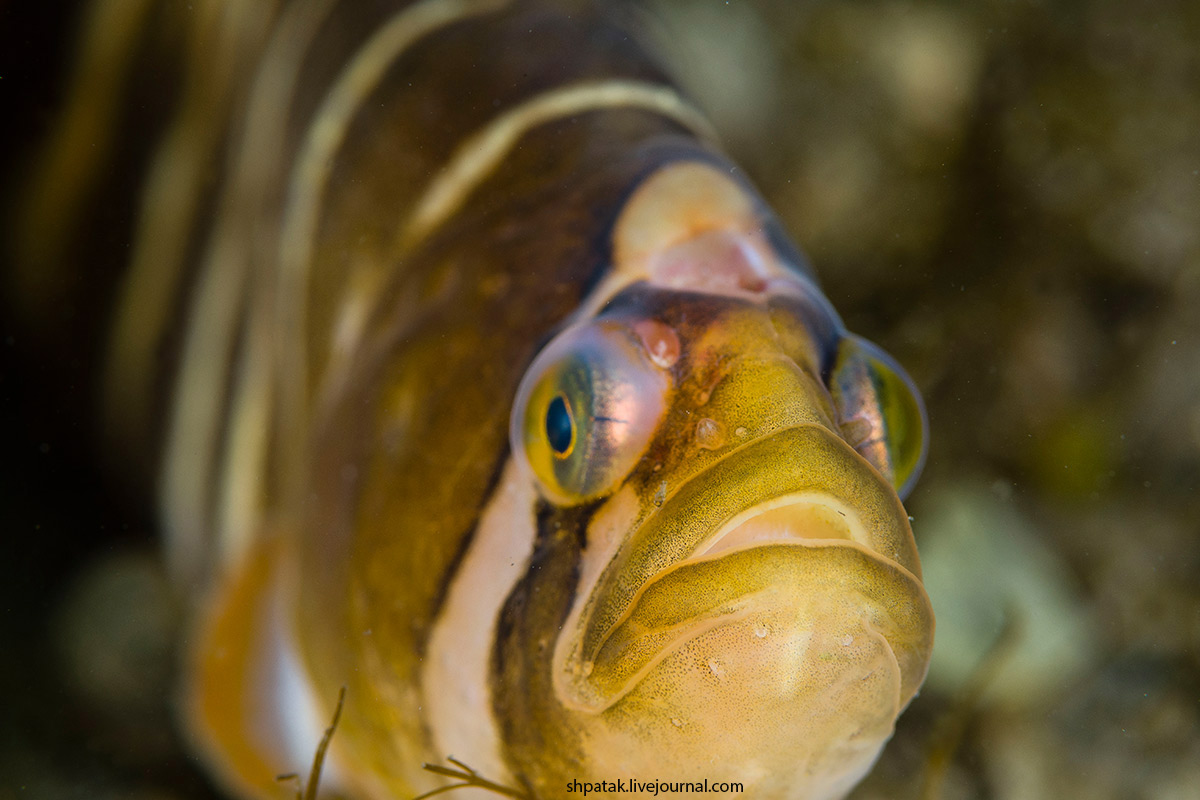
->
[{"left": 546, "top": 395, "right": 574, "bottom": 457}]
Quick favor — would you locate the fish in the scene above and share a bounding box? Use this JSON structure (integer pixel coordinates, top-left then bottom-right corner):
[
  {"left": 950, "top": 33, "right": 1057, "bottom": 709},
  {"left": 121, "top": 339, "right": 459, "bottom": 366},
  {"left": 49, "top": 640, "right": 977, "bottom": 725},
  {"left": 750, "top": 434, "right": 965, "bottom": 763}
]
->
[{"left": 14, "top": 0, "right": 934, "bottom": 797}]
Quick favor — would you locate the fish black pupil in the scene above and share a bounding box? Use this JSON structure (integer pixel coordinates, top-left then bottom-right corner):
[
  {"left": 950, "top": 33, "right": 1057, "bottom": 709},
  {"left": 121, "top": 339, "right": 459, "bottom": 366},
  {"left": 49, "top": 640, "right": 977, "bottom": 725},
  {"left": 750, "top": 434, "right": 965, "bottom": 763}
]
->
[{"left": 546, "top": 395, "right": 573, "bottom": 455}]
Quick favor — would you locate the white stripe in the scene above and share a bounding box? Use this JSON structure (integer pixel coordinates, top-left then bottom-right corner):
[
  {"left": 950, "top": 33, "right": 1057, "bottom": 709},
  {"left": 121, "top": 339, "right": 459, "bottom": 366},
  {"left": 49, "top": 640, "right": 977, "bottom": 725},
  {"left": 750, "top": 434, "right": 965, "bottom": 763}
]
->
[
  {"left": 213, "top": 314, "right": 273, "bottom": 571},
  {"left": 207, "top": 0, "right": 340, "bottom": 575},
  {"left": 162, "top": 0, "right": 335, "bottom": 583},
  {"left": 275, "top": 0, "right": 512, "bottom": 473},
  {"left": 399, "top": 80, "right": 719, "bottom": 251},
  {"left": 153, "top": 0, "right": 280, "bottom": 584},
  {"left": 422, "top": 460, "right": 538, "bottom": 782},
  {"left": 253, "top": 559, "right": 346, "bottom": 791},
  {"left": 160, "top": 233, "right": 251, "bottom": 583},
  {"left": 106, "top": 0, "right": 270, "bottom": 437}
]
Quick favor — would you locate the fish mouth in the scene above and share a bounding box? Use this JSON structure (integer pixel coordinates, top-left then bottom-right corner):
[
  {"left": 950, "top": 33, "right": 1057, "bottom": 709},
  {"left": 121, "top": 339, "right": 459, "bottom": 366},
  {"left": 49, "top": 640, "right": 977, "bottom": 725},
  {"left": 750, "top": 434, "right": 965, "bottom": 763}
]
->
[
  {"left": 554, "top": 423, "right": 932, "bottom": 713},
  {"left": 692, "top": 492, "right": 873, "bottom": 557}
]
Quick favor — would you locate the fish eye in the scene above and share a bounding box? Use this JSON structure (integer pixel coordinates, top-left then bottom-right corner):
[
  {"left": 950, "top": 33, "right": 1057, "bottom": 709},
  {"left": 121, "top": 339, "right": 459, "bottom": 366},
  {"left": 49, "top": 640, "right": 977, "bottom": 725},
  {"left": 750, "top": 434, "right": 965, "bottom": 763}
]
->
[
  {"left": 828, "top": 335, "right": 928, "bottom": 498},
  {"left": 546, "top": 395, "right": 575, "bottom": 457},
  {"left": 512, "top": 321, "right": 672, "bottom": 505}
]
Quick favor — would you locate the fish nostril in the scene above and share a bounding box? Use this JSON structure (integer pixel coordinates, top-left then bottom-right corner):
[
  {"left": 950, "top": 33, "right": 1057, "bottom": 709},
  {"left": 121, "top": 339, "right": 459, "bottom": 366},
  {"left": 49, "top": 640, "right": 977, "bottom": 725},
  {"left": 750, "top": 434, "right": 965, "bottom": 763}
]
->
[{"left": 632, "top": 319, "right": 680, "bottom": 369}]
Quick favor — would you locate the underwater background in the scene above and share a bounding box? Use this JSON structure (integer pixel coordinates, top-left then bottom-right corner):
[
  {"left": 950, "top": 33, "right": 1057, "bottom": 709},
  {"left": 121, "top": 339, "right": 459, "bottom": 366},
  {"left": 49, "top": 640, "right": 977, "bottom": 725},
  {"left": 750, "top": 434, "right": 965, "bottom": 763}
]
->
[{"left": 2, "top": 0, "right": 1198, "bottom": 798}]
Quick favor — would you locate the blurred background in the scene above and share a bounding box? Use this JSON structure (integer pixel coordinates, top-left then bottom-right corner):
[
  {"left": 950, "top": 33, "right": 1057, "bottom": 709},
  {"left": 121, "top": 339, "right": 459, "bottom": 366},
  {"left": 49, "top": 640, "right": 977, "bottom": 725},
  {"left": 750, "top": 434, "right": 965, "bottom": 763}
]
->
[{"left": 2, "top": 0, "right": 1198, "bottom": 798}]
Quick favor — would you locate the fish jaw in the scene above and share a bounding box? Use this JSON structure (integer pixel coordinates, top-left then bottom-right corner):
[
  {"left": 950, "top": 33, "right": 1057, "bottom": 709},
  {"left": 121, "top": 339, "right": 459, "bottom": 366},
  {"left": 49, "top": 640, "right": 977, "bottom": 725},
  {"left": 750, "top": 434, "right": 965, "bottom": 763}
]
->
[
  {"left": 535, "top": 424, "right": 932, "bottom": 797},
  {"left": 577, "top": 545, "right": 928, "bottom": 800}
]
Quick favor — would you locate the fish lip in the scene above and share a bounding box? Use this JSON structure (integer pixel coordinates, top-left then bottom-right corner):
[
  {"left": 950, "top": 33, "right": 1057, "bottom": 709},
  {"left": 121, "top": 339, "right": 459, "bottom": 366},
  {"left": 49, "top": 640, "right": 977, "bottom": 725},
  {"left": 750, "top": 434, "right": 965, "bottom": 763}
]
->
[
  {"left": 555, "top": 424, "right": 925, "bottom": 711},
  {"left": 685, "top": 491, "right": 884, "bottom": 563},
  {"left": 561, "top": 540, "right": 930, "bottom": 716},
  {"left": 625, "top": 420, "right": 923, "bottom": 592},
  {"left": 625, "top": 491, "right": 919, "bottom": 663}
]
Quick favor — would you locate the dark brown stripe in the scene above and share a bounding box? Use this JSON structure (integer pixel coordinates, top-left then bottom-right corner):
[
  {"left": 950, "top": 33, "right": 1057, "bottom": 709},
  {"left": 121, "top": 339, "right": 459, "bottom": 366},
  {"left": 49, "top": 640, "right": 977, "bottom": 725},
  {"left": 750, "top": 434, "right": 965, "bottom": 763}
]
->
[{"left": 490, "top": 498, "right": 597, "bottom": 798}]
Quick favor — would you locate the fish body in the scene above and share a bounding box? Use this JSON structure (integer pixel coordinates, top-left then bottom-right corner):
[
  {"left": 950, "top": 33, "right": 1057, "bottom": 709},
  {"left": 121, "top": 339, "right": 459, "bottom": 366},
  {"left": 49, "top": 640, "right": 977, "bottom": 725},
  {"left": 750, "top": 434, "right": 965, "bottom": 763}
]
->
[{"left": 17, "top": 0, "right": 934, "bottom": 797}]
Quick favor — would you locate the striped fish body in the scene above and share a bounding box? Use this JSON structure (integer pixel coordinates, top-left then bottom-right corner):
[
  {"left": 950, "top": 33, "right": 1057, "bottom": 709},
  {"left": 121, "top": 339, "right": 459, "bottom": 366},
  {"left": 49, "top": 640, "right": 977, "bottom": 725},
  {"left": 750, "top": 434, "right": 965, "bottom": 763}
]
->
[{"left": 18, "top": 1, "right": 934, "bottom": 798}]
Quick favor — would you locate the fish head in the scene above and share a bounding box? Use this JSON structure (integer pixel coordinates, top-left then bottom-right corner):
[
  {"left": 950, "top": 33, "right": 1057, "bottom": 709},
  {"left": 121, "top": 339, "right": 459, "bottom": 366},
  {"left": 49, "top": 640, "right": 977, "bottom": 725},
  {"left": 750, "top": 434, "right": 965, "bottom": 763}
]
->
[{"left": 498, "top": 164, "right": 933, "bottom": 799}]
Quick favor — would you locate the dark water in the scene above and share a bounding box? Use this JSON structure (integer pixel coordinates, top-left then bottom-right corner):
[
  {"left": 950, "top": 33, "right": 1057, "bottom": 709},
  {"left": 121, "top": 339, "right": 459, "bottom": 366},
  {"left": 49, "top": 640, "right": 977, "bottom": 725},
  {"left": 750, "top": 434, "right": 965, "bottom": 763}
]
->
[{"left": 2, "top": 1, "right": 1198, "bottom": 799}]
